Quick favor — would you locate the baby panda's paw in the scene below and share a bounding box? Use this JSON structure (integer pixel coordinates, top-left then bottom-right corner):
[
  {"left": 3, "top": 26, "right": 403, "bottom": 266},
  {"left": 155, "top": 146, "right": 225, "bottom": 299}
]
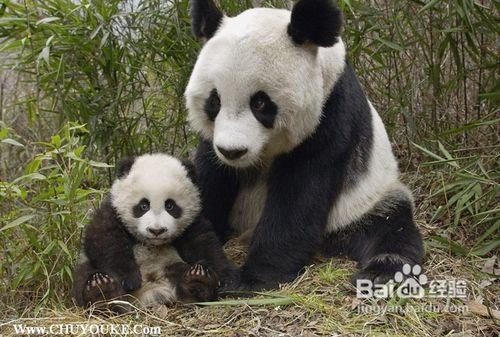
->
[
  {"left": 82, "top": 272, "right": 125, "bottom": 305},
  {"left": 181, "top": 264, "right": 218, "bottom": 302}
]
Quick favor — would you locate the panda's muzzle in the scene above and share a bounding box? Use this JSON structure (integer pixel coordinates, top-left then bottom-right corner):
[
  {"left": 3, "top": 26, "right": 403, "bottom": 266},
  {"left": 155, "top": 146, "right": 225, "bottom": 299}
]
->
[
  {"left": 147, "top": 227, "right": 167, "bottom": 236},
  {"left": 216, "top": 146, "right": 248, "bottom": 160}
]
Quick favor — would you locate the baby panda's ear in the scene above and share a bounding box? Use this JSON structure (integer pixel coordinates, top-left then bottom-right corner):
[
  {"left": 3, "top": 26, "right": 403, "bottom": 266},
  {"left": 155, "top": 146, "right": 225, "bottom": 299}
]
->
[
  {"left": 181, "top": 159, "right": 198, "bottom": 186},
  {"left": 116, "top": 156, "right": 136, "bottom": 178},
  {"left": 287, "top": 0, "right": 344, "bottom": 47},
  {"left": 190, "top": 0, "right": 224, "bottom": 41}
]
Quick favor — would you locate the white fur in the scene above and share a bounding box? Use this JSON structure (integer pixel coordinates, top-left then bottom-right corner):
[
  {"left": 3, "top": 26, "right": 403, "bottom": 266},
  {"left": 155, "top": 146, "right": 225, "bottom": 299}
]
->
[
  {"left": 131, "top": 244, "right": 183, "bottom": 306},
  {"left": 185, "top": 8, "right": 346, "bottom": 168},
  {"left": 229, "top": 170, "right": 269, "bottom": 232},
  {"left": 110, "top": 153, "right": 200, "bottom": 244},
  {"left": 326, "top": 103, "right": 403, "bottom": 232}
]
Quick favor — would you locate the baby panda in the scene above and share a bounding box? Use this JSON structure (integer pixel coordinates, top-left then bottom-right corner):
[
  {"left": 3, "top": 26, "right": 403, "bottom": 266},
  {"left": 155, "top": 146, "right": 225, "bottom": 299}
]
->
[{"left": 72, "top": 153, "right": 236, "bottom": 309}]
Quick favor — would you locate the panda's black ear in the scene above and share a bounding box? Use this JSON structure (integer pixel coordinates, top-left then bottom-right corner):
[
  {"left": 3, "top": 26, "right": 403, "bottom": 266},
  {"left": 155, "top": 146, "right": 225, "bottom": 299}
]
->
[
  {"left": 190, "top": 0, "right": 224, "bottom": 40},
  {"left": 181, "top": 159, "right": 198, "bottom": 186},
  {"left": 287, "top": 0, "right": 343, "bottom": 47},
  {"left": 116, "top": 156, "right": 136, "bottom": 179}
]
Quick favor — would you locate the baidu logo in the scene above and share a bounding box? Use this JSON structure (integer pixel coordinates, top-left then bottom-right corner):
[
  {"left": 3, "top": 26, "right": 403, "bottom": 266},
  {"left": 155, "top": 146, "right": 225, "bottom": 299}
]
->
[
  {"left": 356, "top": 263, "right": 427, "bottom": 299},
  {"left": 393, "top": 263, "right": 427, "bottom": 298}
]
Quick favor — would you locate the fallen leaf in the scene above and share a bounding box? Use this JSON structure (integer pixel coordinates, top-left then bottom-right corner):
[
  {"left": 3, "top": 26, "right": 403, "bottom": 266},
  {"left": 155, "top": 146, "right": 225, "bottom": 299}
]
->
[
  {"left": 350, "top": 297, "right": 361, "bottom": 310},
  {"left": 481, "top": 255, "right": 497, "bottom": 274},
  {"left": 466, "top": 300, "right": 500, "bottom": 320},
  {"left": 479, "top": 280, "right": 492, "bottom": 289}
]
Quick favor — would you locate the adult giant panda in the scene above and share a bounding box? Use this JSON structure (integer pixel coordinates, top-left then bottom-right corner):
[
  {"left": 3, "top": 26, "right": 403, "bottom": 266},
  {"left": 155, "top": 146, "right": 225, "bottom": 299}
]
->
[{"left": 185, "top": 0, "right": 424, "bottom": 290}]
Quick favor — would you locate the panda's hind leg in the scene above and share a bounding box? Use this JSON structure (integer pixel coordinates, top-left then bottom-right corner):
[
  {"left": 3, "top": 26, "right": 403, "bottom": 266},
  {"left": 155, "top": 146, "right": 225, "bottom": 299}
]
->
[{"left": 322, "top": 192, "right": 424, "bottom": 285}]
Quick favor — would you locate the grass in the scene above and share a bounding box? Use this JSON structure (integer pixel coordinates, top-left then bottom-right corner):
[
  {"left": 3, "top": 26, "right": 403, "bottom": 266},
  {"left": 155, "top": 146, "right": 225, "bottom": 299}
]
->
[{"left": 0, "top": 235, "right": 498, "bottom": 336}]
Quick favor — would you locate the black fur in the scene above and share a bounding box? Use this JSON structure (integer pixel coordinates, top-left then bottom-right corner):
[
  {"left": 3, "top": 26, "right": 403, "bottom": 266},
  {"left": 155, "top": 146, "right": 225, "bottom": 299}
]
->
[
  {"left": 287, "top": 0, "right": 344, "bottom": 47},
  {"left": 173, "top": 216, "right": 239, "bottom": 287},
  {"left": 190, "top": 0, "right": 223, "bottom": 40},
  {"left": 204, "top": 89, "right": 221, "bottom": 121},
  {"left": 181, "top": 159, "right": 198, "bottom": 185},
  {"left": 250, "top": 91, "right": 278, "bottom": 129},
  {"left": 116, "top": 156, "right": 135, "bottom": 178},
  {"left": 82, "top": 197, "right": 142, "bottom": 294},
  {"left": 132, "top": 198, "right": 150, "bottom": 218},
  {"left": 166, "top": 262, "right": 219, "bottom": 302},
  {"left": 194, "top": 140, "right": 241, "bottom": 240},
  {"left": 194, "top": 62, "right": 423, "bottom": 290},
  {"left": 165, "top": 199, "right": 182, "bottom": 219}
]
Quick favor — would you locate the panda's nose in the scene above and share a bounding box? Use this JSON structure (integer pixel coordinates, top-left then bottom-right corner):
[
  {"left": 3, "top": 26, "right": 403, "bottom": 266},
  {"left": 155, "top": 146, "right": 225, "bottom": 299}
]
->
[
  {"left": 147, "top": 227, "right": 166, "bottom": 236},
  {"left": 217, "top": 146, "right": 248, "bottom": 160}
]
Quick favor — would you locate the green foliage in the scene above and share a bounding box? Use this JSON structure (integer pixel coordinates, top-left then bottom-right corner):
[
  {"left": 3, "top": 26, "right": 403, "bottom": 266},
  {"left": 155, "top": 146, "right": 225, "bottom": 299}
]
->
[
  {"left": 0, "top": 122, "right": 108, "bottom": 311},
  {"left": 1, "top": 0, "right": 199, "bottom": 162},
  {"left": 414, "top": 140, "right": 499, "bottom": 257},
  {"left": 336, "top": 0, "right": 498, "bottom": 140}
]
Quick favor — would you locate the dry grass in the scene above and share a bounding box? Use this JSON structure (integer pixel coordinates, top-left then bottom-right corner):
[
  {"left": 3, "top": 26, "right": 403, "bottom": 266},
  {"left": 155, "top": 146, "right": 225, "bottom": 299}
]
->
[
  {"left": 0, "top": 251, "right": 498, "bottom": 336},
  {"left": 1, "top": 207, "right": 498, "bottom": 337}
]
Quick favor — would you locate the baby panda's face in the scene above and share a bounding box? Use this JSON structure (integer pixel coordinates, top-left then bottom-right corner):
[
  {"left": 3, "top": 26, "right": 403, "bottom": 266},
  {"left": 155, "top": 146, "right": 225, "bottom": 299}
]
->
[
  {"left": 110, "top": 154, "right": 200, "bottom": 245},
  {"left": 185, "top": 3, "right": 346, "bottom": 168}
]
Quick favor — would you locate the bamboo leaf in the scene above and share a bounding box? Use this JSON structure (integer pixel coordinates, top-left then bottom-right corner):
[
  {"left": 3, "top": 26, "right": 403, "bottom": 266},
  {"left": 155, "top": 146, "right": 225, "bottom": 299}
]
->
[
  {"left": 472, "top": 239, "right": 500, "bottom": 257},
  {"left": 194, "top": 296, "right": 296, "bottom": 307},
  {"left": 1, "top": 214, "right": 36, "bottom": 232},
  {"left": 428, "top": 236, "right": 468, "bottom": 256},
  {"left": 88, "top": 160, "right": 113, "bottom": 168},
  {"left": 419, "top": 0, "right": 441, "bottom": 13},
  {"left": 1, "top": 138, "right": 24, "bottom": 147},
  {"left": 36, "top": 17, "right": 60, "bottom": 25}
]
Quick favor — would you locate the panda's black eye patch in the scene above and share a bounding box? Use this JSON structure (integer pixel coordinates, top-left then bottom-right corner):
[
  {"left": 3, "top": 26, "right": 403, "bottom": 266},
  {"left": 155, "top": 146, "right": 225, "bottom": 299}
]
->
[
  {"left": 133, "top": 198, "right": 150, "bottom": 218},
  {"left": 250, "top": 91, "right": 278, "bottom": 128},
  {"left": 204, "top": 89, "right": 221, "bottom": 121},
  {"left": 165, "top": 199, "right": 182, "bottom": 219}
]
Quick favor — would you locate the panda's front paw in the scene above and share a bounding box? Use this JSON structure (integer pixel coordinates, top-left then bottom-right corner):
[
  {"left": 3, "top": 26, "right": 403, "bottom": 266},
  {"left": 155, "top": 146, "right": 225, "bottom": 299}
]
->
[
  {"left": 217, "top": 266, "right": 241, "bottom": 292},
  {"left": 121, "top": 269, "right": 142, "bottom": 292},
  {"left": 181, "top": 264, "right": 218, "bottom": 302},
  {"left": 351, "top": 259, "right": 413, "bottom": 287},
  {"left": 82, "top": 272, "right": 125, "bottom": 305},
  {"left": 218, "top": 275, "right": 277, "bottom": 297},
  {"left": 351, "top": 269, "right": 394, "bottom": 286}
]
